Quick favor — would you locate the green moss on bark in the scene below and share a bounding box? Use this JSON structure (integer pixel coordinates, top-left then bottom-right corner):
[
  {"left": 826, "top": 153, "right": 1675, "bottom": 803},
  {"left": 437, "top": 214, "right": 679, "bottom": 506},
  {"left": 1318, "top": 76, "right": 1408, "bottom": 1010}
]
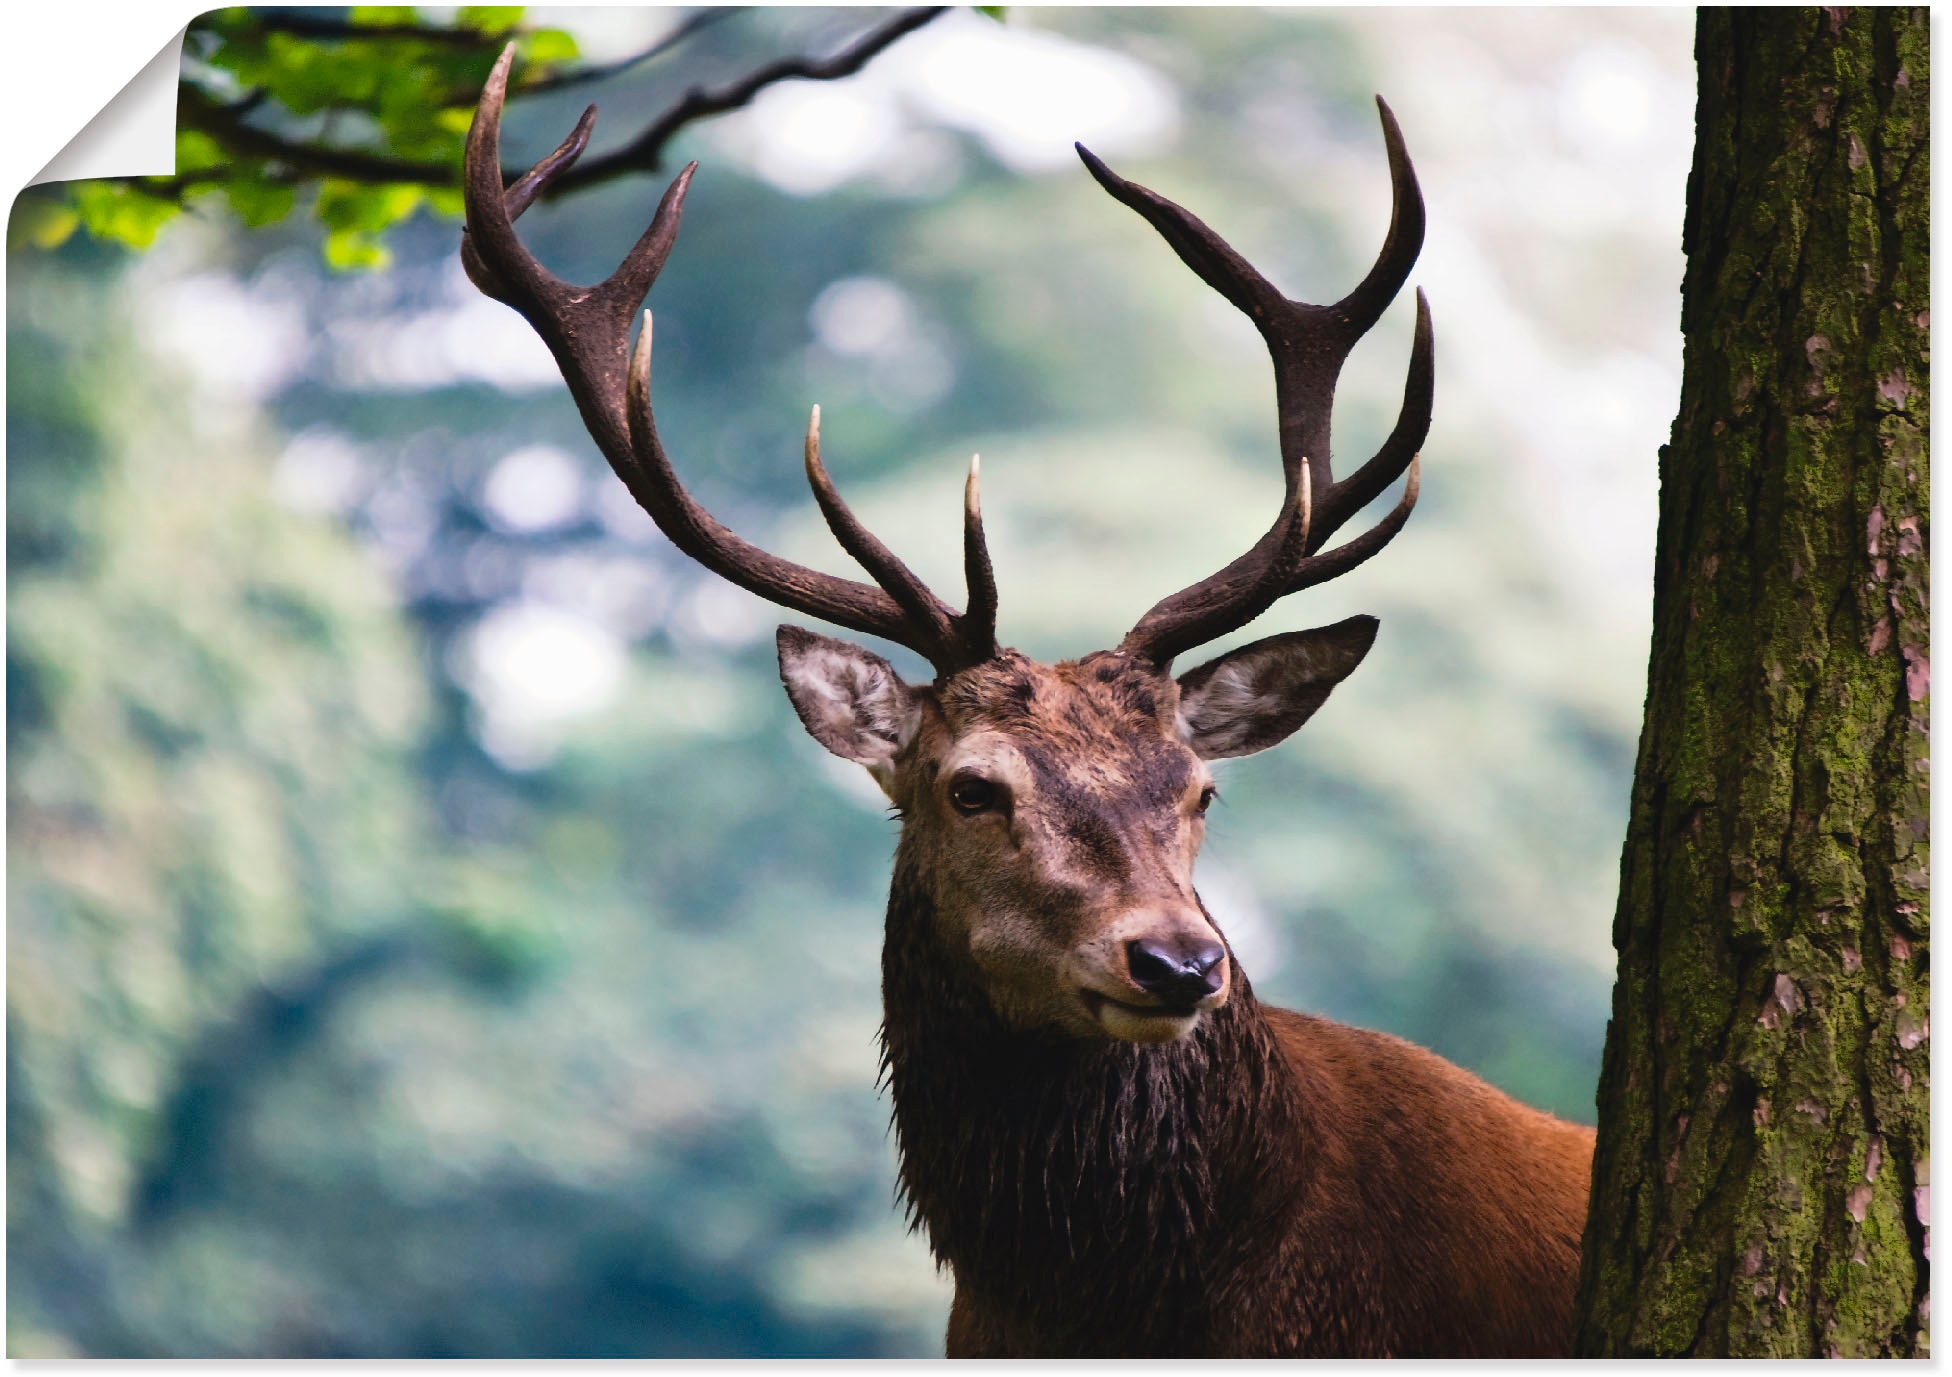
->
[{"left": 1575, "top": 8, "right": 1928, "bottom": 1358}]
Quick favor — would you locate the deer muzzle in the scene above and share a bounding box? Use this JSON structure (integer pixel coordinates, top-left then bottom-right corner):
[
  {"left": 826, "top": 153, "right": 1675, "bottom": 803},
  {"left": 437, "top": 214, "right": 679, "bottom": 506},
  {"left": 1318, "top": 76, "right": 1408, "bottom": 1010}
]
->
[{"left": 1076, "top": 909, "right": 1231, "bottom": 1043}]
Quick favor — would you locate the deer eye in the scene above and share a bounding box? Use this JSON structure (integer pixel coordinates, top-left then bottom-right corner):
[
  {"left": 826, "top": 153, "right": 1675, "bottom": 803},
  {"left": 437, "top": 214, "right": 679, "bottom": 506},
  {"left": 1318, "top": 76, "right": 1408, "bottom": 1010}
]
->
[
  {"left": 949, "top": 775, "right": 1002, "bottom": 815},
  {"left": 1195, "top": 785, "right": 1219, "bottom": 815}
]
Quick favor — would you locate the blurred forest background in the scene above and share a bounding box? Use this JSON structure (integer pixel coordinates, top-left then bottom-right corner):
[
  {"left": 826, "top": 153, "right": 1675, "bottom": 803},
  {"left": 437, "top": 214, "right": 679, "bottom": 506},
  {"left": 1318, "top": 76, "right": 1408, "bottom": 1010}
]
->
[{"left": 8, "top": 6, "right": 1695, "bottom": 1358}]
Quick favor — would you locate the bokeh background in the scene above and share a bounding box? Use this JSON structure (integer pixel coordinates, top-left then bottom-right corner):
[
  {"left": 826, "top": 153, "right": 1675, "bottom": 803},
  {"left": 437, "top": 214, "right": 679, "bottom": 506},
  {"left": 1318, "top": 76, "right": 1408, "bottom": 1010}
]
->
[{"left": 8, "top": 6, "right": 1696, "bottom": 1357}]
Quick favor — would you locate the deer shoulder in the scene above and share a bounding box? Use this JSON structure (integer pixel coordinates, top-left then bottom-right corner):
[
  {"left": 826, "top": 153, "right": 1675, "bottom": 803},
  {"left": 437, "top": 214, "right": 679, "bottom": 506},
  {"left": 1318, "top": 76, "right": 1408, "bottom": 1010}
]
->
[{"left": 1236, "top": 1009, "right": 1597, "bottom": 1357}]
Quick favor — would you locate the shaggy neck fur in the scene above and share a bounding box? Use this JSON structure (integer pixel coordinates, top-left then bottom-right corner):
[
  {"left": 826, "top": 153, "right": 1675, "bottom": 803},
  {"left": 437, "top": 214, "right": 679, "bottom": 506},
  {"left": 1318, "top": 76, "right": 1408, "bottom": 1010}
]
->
[{"left": 878, "top": 841, "right": 1312, "bottom": 1356}]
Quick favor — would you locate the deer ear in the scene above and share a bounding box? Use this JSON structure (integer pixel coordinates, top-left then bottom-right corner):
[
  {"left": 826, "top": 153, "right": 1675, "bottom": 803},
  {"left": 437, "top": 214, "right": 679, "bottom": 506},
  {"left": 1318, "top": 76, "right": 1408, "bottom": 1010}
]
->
[
  {"left": 777, "top": 625, "right": 923, "bottom": 776},
  {"left": 1174, "top": 615, "right": 1378, "bottom": 760}
]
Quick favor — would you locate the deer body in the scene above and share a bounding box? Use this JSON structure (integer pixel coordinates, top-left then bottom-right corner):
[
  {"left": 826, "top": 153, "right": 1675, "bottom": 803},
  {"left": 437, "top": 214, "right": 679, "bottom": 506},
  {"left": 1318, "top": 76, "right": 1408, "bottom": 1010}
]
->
[
  {"left": 895, "top": 925, "right": 1593, "bottom": 1357},
  {"left": 460, "top": 49, "right": 1595, "bottom": 1357}
]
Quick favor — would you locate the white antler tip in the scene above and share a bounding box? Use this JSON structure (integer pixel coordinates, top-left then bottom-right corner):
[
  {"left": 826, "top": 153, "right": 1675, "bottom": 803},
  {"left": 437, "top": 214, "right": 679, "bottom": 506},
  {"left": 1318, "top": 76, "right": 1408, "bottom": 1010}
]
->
[
  {"left": 629, "top": 312, "right": 653, "bottom": 380},
  {"left": 803, "top": 404, "right": 824, "bottom": 473},
  {"left": 489, "top": 41, "right": 518, "bottom": 86}
]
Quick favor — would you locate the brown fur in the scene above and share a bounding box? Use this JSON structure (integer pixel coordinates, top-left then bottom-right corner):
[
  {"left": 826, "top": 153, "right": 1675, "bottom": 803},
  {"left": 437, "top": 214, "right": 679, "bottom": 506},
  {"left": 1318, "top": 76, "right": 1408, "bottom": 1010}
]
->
[
  {"left": 886, "top": 888, "right": 1594, "bottom": 1356},
  {"left": 864, "top": 651, "right": 1595, "bottom": 1358}
]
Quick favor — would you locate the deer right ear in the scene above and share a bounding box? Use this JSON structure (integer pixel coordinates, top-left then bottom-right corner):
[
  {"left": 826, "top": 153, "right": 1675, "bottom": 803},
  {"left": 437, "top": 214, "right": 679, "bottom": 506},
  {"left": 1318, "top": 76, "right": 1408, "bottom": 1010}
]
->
[
  {"left": 1174, "top": 615, "right": 1379, "bottom": 760},
  {"left": 777, "top": 625, "right": 923, "bottom": 779}
]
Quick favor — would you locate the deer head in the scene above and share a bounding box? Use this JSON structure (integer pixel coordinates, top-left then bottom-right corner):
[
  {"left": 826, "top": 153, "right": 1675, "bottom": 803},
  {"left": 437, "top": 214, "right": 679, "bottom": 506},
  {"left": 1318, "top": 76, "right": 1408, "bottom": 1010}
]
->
[{"left": 461, "top": 46, "right": 1431, "bottom": 1046}]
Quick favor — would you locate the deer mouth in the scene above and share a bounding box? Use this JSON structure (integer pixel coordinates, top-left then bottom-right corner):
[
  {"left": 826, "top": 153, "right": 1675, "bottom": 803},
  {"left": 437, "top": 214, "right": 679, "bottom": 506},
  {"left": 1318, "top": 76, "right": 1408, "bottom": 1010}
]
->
[{"left": 1080, "top": 990, "right": 1207, "bottom": 1043}]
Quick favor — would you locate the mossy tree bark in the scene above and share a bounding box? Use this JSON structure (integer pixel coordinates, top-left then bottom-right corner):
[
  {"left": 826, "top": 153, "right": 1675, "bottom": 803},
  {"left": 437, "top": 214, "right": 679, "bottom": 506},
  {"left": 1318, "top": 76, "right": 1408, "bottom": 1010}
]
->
[{"left": 1575, "top": 8, "right": 1929, "bottom": 1358}]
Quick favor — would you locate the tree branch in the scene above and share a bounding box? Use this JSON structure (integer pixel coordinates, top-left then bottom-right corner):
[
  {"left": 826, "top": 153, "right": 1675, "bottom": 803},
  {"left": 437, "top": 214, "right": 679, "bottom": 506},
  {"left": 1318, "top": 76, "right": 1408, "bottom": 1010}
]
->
[
  {"left": 162, "top": 7, "right": 948, "bottom": 203},
  {"left": 516, "top": 7, "right": 746, "bottom": 98},
  {"left": 177, "top": 85, "right": 455, "bottom": 186},
  {"left": 545, "top": 6, "right": 946, "bottom": 194}
]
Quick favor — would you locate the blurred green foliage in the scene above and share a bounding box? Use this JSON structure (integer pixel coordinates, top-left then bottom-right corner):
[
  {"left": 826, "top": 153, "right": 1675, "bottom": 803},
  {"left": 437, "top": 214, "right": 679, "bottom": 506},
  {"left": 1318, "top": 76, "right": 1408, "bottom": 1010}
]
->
[
  {"left": 18, "top": 6, "right": 576, "bottom": 267},
  {"left": 9, "top": 231, "right": 562, "bottom": 1354},
  {"left": 15, "top": 5, "right": 967, "bottom": 271},
  {"left": 7, "top": 6, "right": 1661, "bottom": 1358}
]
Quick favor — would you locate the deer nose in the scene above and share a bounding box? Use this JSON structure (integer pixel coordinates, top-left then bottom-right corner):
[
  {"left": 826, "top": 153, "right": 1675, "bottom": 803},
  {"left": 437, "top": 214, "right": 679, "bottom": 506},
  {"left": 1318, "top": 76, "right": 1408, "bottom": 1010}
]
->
[{"left": 1125, "top": 937, "right": 1227, "bottom": 1005}]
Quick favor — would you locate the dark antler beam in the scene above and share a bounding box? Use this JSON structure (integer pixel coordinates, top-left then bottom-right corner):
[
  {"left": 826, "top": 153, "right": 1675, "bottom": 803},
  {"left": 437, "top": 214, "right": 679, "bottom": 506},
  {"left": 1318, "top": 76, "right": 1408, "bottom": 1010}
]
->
[{"left": 461, "top": 43, "right": 997, "bottom": 676}]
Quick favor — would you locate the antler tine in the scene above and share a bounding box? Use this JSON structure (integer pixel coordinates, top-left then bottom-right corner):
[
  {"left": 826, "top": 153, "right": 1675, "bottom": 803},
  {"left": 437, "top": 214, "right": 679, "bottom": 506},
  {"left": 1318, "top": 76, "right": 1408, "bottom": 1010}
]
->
[
  {"left": 505, "top": 105, "right": 595, "bottom": 220},
  {"left": 598, "top": 158, "right": 696, "bottom": 315},
  {"left": 1307, "top": 288, "right": 1433, "bottom": 544},
  {"left": 460, "top": 100, "right": 594, "bottom": 301},
  {"left": 1094, "top": 100, "right": 1433, "bottom": 669},
  {"left": 1287, "top": 454, "right": 1419, "bottom": 595},
  {"left": 1328, "top": 98, "right": 1427, "bottom": 342},
  {"left": 462, "top": 48, "right": 984, "bottom": 675},
  {"left": 1119, "top": 459, "right": 1315, "bottom": 668},
  {"left": 1123, "top": 453, "right": 1413, "bottom": 670},
  {"left": 462, "top": 41, "right": 655, "bottom": 433},
  {"left": 802, "top": 405, "right": 960, "bottom": 649},
  {"left": 1075, "top": 143, "right": 1288, "bottom": 325},
  {"left": 462, "top": 45, "right": 564, "bottom": 308},
  {"left": 622, "top": 320, "right": 987, "bottom": 668},
  {"left": 961, "top": 456, "right": 1000, "bottom": 662}
]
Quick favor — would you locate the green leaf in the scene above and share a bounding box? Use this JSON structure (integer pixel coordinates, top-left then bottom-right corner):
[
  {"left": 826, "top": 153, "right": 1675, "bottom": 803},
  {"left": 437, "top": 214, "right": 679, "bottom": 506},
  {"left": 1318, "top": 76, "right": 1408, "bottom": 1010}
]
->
[
  {"left": 323, "top": 226, "right": 392, "bottom": 272},
  {"left": 976, "top": 6, "right": 1007, "bottom": 19},
  {"left": 263, "top": 31, "right": 387, "bottom": 113},
  {"left": 175, "top": 129, "right": 228, "bottom": 173},
  {"left": 70, "top": 182, "right": 182, "bottom": 249},
  {"left": 224, "top": 178, "right": 297, "bottom": 229},
  {"left": 458, "top": 6, "right": 525, "bottom": 36},
  {"left": 65, "top": 6, "right": 573, "bottom": 264},
  {"left": 8, "top": 191, "right": 81, "bottom": 251},
  {"left": 519, "top": 27, "right": 579, "bottom": 65},
  {"left": 315, "top": 179, "right": 423, "bottom": 233}
]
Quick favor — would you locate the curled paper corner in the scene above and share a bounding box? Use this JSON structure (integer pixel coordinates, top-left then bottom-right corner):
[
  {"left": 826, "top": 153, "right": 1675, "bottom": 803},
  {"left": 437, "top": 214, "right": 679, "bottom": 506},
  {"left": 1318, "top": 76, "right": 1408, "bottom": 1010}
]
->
[{"left": 31, "top": 27, "right": 188, "bottom": 187}]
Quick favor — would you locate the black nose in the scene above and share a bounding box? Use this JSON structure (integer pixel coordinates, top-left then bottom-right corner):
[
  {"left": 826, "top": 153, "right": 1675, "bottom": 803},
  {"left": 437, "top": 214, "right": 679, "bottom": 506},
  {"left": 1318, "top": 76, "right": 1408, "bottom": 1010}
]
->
[{"left": 1125, "top": 937, "right": 1226, "bottom": 1005}]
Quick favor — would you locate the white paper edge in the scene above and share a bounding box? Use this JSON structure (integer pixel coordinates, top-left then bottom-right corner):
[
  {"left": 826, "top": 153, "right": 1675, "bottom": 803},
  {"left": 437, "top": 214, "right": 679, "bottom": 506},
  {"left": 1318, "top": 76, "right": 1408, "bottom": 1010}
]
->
[
  {"left": 31, "top": 28, "right": 189, "bottom": 187},
  {"left": 6, "top": 7, "right": 204, "bottom": 200}
]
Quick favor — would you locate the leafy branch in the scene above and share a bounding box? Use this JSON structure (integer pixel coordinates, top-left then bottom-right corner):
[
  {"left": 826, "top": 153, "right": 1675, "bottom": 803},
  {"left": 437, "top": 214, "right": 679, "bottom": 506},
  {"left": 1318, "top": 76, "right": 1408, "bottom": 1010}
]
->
[{"left": 21, "top": 5, "right": 953, "bottom": 268}]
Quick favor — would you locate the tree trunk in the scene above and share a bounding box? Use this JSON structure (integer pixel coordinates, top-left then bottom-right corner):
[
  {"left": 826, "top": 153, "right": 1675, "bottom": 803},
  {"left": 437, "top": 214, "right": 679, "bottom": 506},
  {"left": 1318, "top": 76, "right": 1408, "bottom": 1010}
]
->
[{"left": 1575, "top": 7, "right": 1929, "bottom": 1358}]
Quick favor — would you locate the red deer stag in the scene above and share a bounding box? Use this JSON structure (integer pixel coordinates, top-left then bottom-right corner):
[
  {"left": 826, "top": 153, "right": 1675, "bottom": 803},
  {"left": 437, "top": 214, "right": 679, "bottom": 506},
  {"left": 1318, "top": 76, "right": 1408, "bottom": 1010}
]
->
[{"left": 460, "top": 46, "right": 1595, "bottom": 1358}]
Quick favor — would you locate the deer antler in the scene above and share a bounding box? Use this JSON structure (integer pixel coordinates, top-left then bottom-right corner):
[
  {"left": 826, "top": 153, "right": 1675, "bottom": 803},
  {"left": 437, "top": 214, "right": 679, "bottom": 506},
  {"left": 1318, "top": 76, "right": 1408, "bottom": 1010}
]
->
[
  {"left": 460, "top": 44, "right": 996, "bottom": 674},
  {"left": 1080, "top": 98, "right": 1435, "bottom": 670}
]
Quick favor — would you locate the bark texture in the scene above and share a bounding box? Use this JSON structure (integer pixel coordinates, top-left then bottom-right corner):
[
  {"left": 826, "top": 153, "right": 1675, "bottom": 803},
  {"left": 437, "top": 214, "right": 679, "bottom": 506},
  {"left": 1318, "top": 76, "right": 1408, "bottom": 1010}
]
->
[{"left": 1575, "top": 8, "right": 1929, "bottom": 1357}]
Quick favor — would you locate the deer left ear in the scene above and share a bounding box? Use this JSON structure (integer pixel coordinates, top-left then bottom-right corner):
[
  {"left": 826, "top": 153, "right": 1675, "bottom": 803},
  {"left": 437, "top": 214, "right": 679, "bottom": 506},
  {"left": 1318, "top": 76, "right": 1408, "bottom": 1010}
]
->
[
  {"left": 777, "top": 625, "right": 923, "bottom": 787},
  {"left": 1174, "top": 615, "right": 1379, "bottom": 760}
]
